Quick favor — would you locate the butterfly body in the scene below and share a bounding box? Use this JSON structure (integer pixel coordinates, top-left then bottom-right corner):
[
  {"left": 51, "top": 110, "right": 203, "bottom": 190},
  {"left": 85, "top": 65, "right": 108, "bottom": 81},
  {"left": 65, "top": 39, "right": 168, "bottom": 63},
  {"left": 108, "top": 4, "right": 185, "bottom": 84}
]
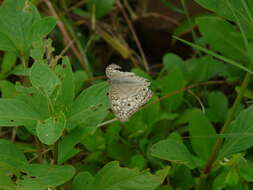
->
[{"left": 106, "top": 64, "right": 152, "bottom": 122}]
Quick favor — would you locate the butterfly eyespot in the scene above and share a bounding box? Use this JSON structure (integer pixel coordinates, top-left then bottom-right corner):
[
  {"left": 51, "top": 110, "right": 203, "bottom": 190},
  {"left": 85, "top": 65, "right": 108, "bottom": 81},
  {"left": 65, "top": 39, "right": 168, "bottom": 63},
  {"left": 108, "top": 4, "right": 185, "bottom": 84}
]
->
[
  {"left": 127, "top": 103, "right": 131, "bottom": 106},
  {"left": 106, "top": 92, "right": 109, "bottom": 96}
]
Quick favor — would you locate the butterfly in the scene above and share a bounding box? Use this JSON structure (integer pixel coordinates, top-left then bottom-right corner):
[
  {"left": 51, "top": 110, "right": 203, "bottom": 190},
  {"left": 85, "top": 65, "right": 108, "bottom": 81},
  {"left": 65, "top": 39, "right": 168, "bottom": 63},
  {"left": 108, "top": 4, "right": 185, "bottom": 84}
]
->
[{"left": 106, "top": 64, "right": 152, "bottom": 122}]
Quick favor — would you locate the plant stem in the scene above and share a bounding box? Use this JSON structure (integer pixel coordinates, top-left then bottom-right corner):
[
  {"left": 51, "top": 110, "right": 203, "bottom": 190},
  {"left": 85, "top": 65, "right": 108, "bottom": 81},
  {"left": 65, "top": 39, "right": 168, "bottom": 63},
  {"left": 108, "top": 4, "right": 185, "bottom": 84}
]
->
[{"left": 196, "top": 65, "right": 253, "bottom": 189}]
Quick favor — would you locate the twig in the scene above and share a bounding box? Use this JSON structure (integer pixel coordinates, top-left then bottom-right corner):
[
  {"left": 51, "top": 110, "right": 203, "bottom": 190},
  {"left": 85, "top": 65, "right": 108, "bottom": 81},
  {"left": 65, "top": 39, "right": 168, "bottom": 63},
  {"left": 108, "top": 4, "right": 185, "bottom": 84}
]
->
[
  {"left": 148, "top": 80, "right": 225, "bottom": 107},
  {"left": 139, "top": 12, "right": 179, "bottom": 25},
  {"left": 97, "top": 118, "right": 118, "bottom": 128},
  {"left": 59, "top": 39, "right": 74, "bottom": 56},
  {"left": 43, "top": 0, "right": 89, "bottom": 73},
  {"left": 188, "top": 89, "right": 205, "bottom": 113},
  {"left": 116, "top": 0, "right": 150, "bottom": 72},
  {"left": 11, "top": 126, "right": 18, "bottom": 142}
]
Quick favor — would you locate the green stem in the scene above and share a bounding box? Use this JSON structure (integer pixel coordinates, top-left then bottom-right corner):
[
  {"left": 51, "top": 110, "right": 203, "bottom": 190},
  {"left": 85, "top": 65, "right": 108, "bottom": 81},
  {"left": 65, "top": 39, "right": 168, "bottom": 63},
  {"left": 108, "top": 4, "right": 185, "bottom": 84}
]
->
[{"left": 196, "top": 64, "right": 253, "bottom": 189}]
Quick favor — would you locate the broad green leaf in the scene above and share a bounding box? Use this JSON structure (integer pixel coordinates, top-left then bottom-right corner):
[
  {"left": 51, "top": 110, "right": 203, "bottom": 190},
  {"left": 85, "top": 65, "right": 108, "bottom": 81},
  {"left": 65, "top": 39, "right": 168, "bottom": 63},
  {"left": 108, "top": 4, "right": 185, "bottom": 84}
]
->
[
  {"left": 18, "top": 164, "right": 75, "bottom": 190},
  {"left": 30, "top": 17, "right": 56, "bottom": 42},
  {"left": 0, "top": 0, "right": 56, "bottom": 57},
  {"left": 73, "top": 70, "right": 88, "bottom": 94},
  {"left": 189, "top": 110, "right": 217, "bottom": 160},
  {"left": 150, "top": 139, "right": 195, "bottom": 168},
  {"left": 71, "top": 172, "right": 94, "bottom": 190},
  {"left": 81, "top": 129, "right": 106, "bottom": 152},
  {"left": 105, "top": 123, "right": 121, "bottom": 144},
  {"left": 129, "top": 154, "right": 147, "bottom": 170},
  {"left": 88, "top": 0, "right": 115, "bottom": 19},
  {"left": 174, "top": 36, "right": 253, "bottom": 74},
  {"left": 58, "top": 126, "right": 95, "bottom": 164},
  {"left": 36, "top": 112, "right": 66, "bottom": 145},
  {"left": 185, "top": 56, "right": 229, "bottom": 82},
  {"left": 0, "top": 32, "right": 16, "bottom": 52},
  {"left": 196, "top": 16, "right": 248, "bottom": 62},
  {"left": 194, "top": 0, "right": 253, "bottom": 27},
  {"left": 0, "top": 99, "right": 41, "bottom": 126},
  {"left": 0, "top": 52, "right": 17, "bottom": 77},
  {"left": 227, "top": 183, "right": 250, "bottom": 190},
  {"left": 225, "top": 168, "right": 239, "bottom": 186},
  {"left": 16, "top": 85, "right": 50, "bottom": 120},
  {"left": 155, "top": 166, "right": 170, "bottom": 183},
  {"left": 0, "top": 0, "right": 39, "bottom": 54},
  {"left": 206, "top": 91, "right": 228, "bottom": 122},
  {"left": 0, "top": 173, "right": 16, "bottom": 190},
  {"left": 171, "top": 165, "right": 195, "bottom": 190},
  {"left": 68, "top": 82, "right": 109, "bottom": 128},
  {"left": 212, "top": 172, "right": 226, "bottom": 190},
  {"left": 30, "top": 61, "right": 60, "bottom": 96},
  {"left": 158, "top": 56, "right": 184, "bottom": 111},
  {"left": 55, "top": 57, "right": 75, "bottom": 113},
  {"left": 220, "top": 105, "right": 253, "bottom": 158},
  {"left": 0, "top": 139, "right": 28, "bottom": 170},
  {"left": 0, "top": 80, "right": 16, "bottom": 98},
  {"left": 163, "top": 53, "right": 184, "bottom": 72},
  {"left": 89, "top": 161, "right": 163, "bottom": 190},
  {"left": 239, "top": 159, "right": 253, "bottom": 182}
]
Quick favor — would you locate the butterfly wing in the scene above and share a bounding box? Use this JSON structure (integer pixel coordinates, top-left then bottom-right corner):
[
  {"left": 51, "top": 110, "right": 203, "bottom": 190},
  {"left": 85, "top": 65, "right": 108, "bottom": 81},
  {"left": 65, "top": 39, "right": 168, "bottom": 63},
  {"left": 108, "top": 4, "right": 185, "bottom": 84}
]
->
[{"left": 108, "top": 71, "right": 152, "bottom": 122}]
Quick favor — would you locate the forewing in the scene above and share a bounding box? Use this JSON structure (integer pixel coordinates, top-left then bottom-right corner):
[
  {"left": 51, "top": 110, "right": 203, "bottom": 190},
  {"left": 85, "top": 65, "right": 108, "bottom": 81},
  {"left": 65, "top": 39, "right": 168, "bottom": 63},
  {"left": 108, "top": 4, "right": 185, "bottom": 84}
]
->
[{"left": 109, "top": 82, "right": 152, "bottom": 122}]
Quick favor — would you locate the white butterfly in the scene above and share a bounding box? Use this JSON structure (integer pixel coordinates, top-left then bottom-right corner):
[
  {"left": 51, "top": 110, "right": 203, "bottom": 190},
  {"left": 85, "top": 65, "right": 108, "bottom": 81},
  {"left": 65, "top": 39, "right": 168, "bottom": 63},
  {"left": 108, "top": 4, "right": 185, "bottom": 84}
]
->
[{"left": 106, "top": 64, "right": 152, "bottom": 122}]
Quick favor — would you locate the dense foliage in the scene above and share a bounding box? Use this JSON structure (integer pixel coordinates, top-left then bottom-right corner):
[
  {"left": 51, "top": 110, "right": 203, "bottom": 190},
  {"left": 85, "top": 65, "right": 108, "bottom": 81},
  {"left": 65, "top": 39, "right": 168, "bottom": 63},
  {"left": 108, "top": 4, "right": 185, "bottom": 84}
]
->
[{"left": 0, "top": 0, "right": 253, "bottom": 190}]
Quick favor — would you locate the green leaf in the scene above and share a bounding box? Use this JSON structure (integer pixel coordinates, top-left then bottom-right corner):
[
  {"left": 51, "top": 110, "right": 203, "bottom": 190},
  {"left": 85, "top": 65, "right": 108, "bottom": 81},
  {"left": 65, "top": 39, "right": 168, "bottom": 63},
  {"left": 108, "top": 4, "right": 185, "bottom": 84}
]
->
[
  {"left": 81, "top": 129, "right": 106, "bottom": 152},
  {"left": 206, "top": 91, "right": 228, "bottom": 122},
  {"left": 68, "top": 82, "right": 109, "bottom": 128},
  {"left": 58, "top": 126, "right": 95, "bottom": 164},
  {"left": 88, "top": 0, "right": 115, "bottom": 19},
  {"left": 0, "top": 0, "right": 40, "bottom": 54},
  {"left": 150, "top": 139, "right": 195, "bottom": 168},
  {"left": 0, "top": 139, "right": 28, "bottom": 170},
  {"left": 173, "top": 36, "right": 253, "bottom": 74},
  {"left": 212, "top": 172, "right": 226, "bottom": 190},
  {"left": 189, "top": 110, "right": 217, "bottom": 160},
  {"left": 71, "top": 172, "right": 94, "bottom": 190},
  {"left": 55, "top": 57, "right": 75, "bottom": 113},
  {"left": 171, "top": 165, "right": 195, "bottom": 190},
  {"left": 163, "top": 53, "right": 184, "bottom": 72},
  {"left": 194, "top": 0, "right": 253, "bottom": 26},
  {"left": 73, "top": 70, "right": 88, "bottom": 94},
  {"left": 196, "top": 16, "right": 248, "bottom": 62},
  {"left": 30, "top": 17, "right": 56, "bottom": 42},
  {"left": 30, "top": 61, "right": 60, "bottom": 96},
  {"left": 239, "top": 159, "right": 253, "bottom": 182},
  {"left": 0, "top": 173, "right": 16, "bottom": 190},
  {"left": 16, "top": 85, "right": 50, "bottom": 120},
  {"left": 18, "top": 164, "right": 75, "bottom": 190},
  {"left": 159, "top": 55, "right": 185, "bottom": 111},
  {"left": 0, "top": 52, "right": 17, "bottom": 77},
  {"left": 0, "top": 80, "right": 16, "bottom": 98},
  {"left": 36, "top": 112, "right": 66, "bottom": 145},
  {"left": 0, "top": 0, "right": 55, "bottom": 57},
  {"left": 220, "top": 105, "right": 253, "bottom": 158},
  {"left": 225, "top": 168, "right": 239, "bottom": 186},
  {"left": 0, "top": 99, "right": 41, "bottom": 126},
  {"left": 185, "top": 56, "right": 229, "bottom": 82},
  {"left": 89, "top": 161, "right": 163, "bottom": 190},
  {"left": 0, "top": 32, "right": 16, "bottom": 52},
  {"left": 129, "top": 154, "right": 147, "bottom": 170}
]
